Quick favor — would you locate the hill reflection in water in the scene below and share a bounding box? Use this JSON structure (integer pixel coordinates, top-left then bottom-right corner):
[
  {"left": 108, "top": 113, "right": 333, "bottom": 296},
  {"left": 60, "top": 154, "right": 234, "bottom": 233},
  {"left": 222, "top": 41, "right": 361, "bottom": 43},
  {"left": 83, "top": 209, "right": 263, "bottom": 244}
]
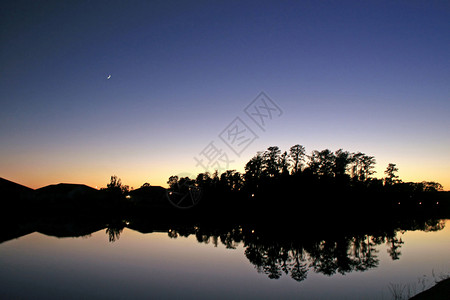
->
[{"left": 2, "top": 213, "right": 446, "bottom": 284}]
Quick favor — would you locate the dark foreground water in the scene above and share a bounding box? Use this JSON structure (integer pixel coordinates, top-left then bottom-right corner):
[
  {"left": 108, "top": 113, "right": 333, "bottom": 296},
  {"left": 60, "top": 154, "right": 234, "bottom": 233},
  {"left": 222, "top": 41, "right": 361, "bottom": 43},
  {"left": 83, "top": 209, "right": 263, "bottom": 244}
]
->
[{"left": 1, "top": 219, "right": 449, "bottom": 299}]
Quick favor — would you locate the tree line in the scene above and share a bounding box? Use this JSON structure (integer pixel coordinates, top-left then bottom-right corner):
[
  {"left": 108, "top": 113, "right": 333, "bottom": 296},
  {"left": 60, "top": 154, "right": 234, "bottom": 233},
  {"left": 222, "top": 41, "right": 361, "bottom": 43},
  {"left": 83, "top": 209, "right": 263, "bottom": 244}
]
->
[
  {"left": 100, "top": 144, "right": 445, "bottom": 214},
  {"left": 166, "top": 144, "right": 442, "bottom": 195}
]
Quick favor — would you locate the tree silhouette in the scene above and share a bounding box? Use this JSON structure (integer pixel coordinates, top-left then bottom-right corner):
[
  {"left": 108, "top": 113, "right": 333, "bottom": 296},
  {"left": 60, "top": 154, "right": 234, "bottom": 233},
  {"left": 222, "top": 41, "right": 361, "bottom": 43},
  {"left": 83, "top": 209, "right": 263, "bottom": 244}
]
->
[
  {"left": 244, "top": 152, "right": 264, "bottom": 187},
  {"left": 167, "top": 176, "right": 179, "bottom": 189},
  {"left": 280, "top": 151, "right": 290, "bottom": 176},
  {"left": 161, "top": 142, "right": 444, "bottom": 212},
  {"left": 384, "top": 163, "right": 400, "bottom": 186},
  {"left": 263, "top": 146, "right": 281, "bottom": 177},
  {"left": 196, "top": 172, "right": 215, "bottom": 191},
  {"left": 220, "top": 170, "right": 243, "bottom": 192},
  {"left": 422, "top": 181, "right": 443, "bottom": 192},
  {"left": 350, "top": 153, "right": 376, "bottom": 182},
  {"left": 333, "top": 149, "right": 352, "bottom": 177},
  {"left": 289, "top": 144, "right": 306, "bottom": 174},
  {"left": 309, "top": 149, "right": 335, "bottom": 178},
  {"left": 360, "top": 155, "right": 376, "bottom": 181},
  {"left": 102, "top": 175, "right": 129, "bottom": 196}
]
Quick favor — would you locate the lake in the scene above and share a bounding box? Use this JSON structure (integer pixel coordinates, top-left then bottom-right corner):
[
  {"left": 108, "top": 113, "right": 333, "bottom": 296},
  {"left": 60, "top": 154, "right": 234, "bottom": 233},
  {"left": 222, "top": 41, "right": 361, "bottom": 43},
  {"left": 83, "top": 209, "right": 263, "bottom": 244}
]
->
[{"left": 1, "top": 217, "right": 449, "bottom": 299}]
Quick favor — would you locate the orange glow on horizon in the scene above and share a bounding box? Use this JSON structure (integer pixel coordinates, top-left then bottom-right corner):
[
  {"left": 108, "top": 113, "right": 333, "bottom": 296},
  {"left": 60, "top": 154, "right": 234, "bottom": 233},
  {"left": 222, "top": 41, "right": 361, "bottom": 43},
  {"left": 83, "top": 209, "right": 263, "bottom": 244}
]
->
[{"left": 3, "top": 166, "right": 449, "bottom": 192}]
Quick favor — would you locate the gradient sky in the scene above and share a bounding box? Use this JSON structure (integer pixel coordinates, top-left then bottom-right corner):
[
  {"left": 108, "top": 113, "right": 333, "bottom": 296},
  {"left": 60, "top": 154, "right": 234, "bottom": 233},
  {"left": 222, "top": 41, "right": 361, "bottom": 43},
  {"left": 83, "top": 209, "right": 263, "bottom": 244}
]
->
[{"left": 1, "top": 0, "right": 449, "bottom": 190}]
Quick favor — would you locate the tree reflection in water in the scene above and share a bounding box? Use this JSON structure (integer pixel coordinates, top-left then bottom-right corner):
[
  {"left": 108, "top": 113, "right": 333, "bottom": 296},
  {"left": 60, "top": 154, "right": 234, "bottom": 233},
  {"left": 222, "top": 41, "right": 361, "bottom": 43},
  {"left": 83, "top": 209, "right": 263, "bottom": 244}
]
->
[
  {"left": 166, "top": 219, "right": 446, "bottom": 282},
  {"left": 105, "top": 219, "right": 127, "bottom": 242},
  {"left": 2, "top": 205, "right": 446, "bottom": 284}
]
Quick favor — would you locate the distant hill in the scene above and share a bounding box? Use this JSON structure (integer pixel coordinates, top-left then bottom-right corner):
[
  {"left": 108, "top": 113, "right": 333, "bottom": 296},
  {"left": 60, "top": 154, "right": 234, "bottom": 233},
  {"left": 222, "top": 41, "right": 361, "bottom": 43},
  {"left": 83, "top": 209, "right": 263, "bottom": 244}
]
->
[
  {"left": 128, "top": 185, "right": 169, "bottom": 208},
  {"left": 0, "top": 177, "right": 34, "bottom": 201},
  {"left": 36, "top": 183, "right": 97, "bottom": 196},
  {"left": 34, "top": 183, "right": 103, "bottom": 206}
]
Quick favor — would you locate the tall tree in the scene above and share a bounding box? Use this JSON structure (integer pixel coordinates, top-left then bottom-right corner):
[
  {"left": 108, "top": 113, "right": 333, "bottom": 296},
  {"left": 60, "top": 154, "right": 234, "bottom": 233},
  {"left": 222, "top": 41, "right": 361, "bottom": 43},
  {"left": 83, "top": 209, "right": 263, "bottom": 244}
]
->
[
  {"left": 360, "top": 155, "right": 376, "bottom": 182},
  {"left": 244, "top": 152, "right": 264, "bottom": 184},
  {"left": 280, "top": 151, "right": 290, "bottom": 176},
  {"left": 263, "top": 146, "right": 281, "bottom": 177},
  {"left": 350, "top": 152, "right": 376, "bottom": 182},
  {"left": 384, "top": 163, "right": 399, "bottom": 186},
  {"left": 333, "top": 149, "right": 351, "bottom": 177},
  {"left": 308, "top": 149, "right": 335, "bottom": 177},
  {"left": 289, "top": 144, "right": 306, "bottom": 174}
]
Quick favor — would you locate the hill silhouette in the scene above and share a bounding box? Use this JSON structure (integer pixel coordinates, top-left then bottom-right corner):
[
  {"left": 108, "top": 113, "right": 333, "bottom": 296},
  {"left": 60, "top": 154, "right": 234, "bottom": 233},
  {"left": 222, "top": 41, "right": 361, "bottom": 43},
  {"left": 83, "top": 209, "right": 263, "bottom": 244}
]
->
[
  {"left": 0, "top": 177, "right": 34, "bottom": 200},
  {"left": 128, "top": 185, "right": 169, "bottom": 209},
  {"left": 35, "top": 183, "right": 102, "bottom": 206}
]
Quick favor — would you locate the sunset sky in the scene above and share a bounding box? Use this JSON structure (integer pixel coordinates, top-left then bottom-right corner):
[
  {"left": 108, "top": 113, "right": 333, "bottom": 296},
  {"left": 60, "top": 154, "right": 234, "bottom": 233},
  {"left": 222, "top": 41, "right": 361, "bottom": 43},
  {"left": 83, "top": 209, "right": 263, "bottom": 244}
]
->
[{"left": 1, "top": 1, "right": 449, "bottom": 190}]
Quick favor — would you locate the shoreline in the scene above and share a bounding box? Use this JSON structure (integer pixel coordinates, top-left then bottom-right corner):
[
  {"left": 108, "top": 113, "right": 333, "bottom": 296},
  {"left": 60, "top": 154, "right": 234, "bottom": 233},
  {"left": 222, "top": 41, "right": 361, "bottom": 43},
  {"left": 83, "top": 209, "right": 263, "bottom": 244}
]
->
[{"left": 410, "top": 277, "right": 450, "bottom": 300}]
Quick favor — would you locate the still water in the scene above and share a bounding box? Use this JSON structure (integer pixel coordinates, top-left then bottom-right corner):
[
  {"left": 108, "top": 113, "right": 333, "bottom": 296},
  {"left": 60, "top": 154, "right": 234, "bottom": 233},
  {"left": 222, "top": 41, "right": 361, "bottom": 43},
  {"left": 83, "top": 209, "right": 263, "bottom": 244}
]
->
[{"left": 1, "top": 219, "right": 449, "bottom": 299}]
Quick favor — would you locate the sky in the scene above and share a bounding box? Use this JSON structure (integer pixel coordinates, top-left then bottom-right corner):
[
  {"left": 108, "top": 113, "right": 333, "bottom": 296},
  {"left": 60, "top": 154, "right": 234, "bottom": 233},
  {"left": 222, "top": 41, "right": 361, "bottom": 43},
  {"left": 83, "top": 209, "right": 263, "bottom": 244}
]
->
[{"left": 1, "top": 0, "right": 449, "bottom": 190}]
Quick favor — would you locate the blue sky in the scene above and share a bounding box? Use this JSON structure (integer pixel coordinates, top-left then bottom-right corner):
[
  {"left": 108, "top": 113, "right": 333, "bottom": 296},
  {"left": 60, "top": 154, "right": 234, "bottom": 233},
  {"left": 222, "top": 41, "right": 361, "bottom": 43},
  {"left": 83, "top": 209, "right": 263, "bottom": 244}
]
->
[{"left": 1, "top": 0, "right": 449, "bottom": 189}]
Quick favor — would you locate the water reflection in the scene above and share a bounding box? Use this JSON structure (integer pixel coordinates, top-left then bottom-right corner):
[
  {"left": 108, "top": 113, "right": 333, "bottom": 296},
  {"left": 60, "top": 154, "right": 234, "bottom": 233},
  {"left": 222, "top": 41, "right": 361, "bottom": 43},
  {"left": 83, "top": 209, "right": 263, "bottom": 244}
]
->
[
  {"left": 1, "top": 215, "right": 446, "bottom": 284},
  {"left": 171, "top": 228, "right": 378, "bottom": 281},
  {"left": 105, "top": 219, "right": 126, "bottom": 242},
  {"left": 161, "top": 218, "right": 446, "bottom": 282}
]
